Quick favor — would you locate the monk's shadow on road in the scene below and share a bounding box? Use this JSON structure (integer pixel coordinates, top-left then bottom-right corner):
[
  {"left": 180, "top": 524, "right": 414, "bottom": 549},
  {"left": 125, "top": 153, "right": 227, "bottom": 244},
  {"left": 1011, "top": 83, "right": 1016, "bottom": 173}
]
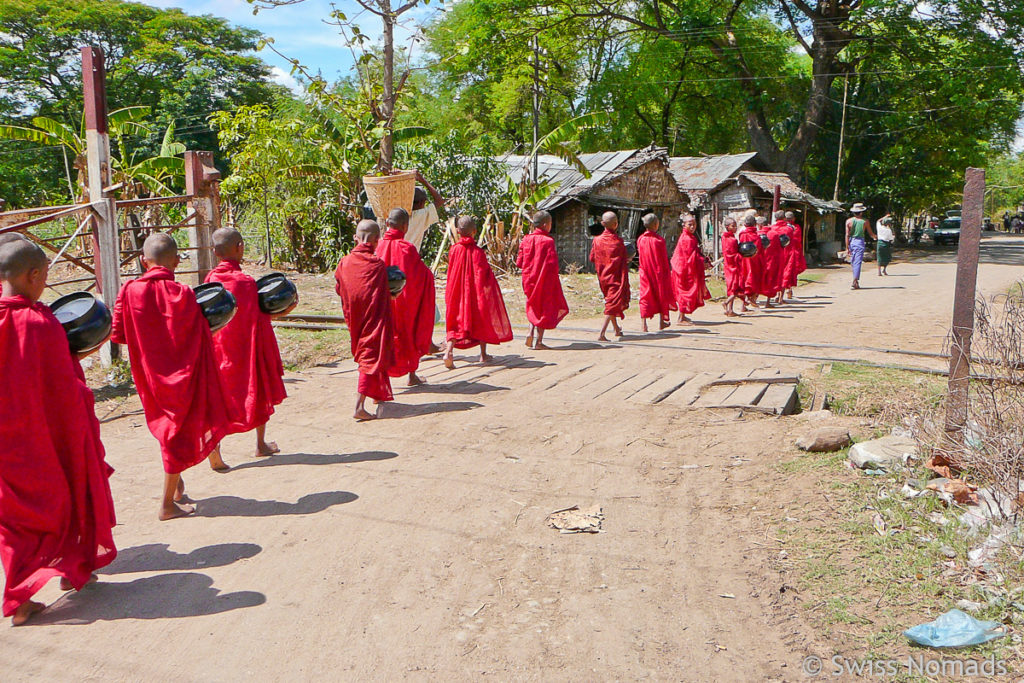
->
[
  {"left": 30, "top": 572, "right": 265, "bottom": 625},
  {"left": 100, "top": 542, "right": 262, "bottom": 575},
  {"left": 854, "top": 285, "right": 906, "bottom": 290},
  {"left": 194, "top": 491, "right": 358, "bottom": 518},
  {"left": 384, "top": 400, "right": 483, "bottom": 418},
  {"left": 229, "top": 451, "right": 398, "bottom": 471},
  {"left": 404, "top": 381, "right": 510, "bottom": 396},
  {"left": 548, "top": 341, "right": 617, "bottom": 351}
]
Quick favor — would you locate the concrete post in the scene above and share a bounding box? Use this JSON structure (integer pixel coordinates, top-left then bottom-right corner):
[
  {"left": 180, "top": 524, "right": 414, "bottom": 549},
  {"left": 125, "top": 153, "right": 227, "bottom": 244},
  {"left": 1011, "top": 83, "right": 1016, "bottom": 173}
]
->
[{"left": 185, "top": 151, "right": 222, "bottom": 285}]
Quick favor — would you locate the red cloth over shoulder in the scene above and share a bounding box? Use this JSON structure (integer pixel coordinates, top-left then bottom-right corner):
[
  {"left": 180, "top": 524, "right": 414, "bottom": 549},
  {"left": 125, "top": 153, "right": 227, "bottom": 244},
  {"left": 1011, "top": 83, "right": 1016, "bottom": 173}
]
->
[
  {"left": 636, "top": 230, "right": 675, "bottom": 319},
  {"left": 375, "top": 229, "right": 436, "bottom": 377},
  {"left": 335, "top": 243, "right": 395, "bottom": 385},
  {"left": 589, "top": 229, "right": 630, "bottom": 318},
  {"left": 205, "top": 260, "right": 286, "bottom": 434},
  {"left": 445, "top": 236, "right": 513, "bottom": 349},
  {"left": 759, "top": 225, "right": 784, "bottom": 297},
  {"left": 110, "top": 266, "right": 229, "bottom": 474},
  {"left": 0, "top": 296, "right": 116, "bottom": 616},
  {"left": 737, "top": 226, "right": 763, "bottom": 296},
  {"left": 670, "top": 230, "right": 711, "bottom": 315},
  {"left": 721, "top": 232, "right": 743, "bottom": 296},
  {"left": 791, "top": 222, "right": 808, "bottom": 276},
  {"left": 516, "top": 228, "right": 568, "bottom": 329}
]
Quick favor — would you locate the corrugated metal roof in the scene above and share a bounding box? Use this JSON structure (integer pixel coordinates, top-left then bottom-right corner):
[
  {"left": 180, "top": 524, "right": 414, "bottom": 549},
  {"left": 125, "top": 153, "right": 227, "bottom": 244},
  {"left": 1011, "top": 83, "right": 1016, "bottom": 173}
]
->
[
  {"left": 723, "top": 171, "right": 843, "bottom": 213},
  {"left": 668, "top": 153, "right": 758, "bottom": 192},
  {"left": 498, "top": 146, "right": 669, "bottom": 210}
]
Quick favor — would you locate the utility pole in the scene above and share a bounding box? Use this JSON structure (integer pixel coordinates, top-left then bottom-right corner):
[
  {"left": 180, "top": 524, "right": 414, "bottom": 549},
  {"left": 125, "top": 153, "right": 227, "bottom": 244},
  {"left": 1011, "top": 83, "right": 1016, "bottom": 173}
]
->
[
  {"left": 531, "top": 34, "right": 541, "bottom": 185},
  {"left": 833, "top": 74, "right": 849, "bottom": 202}
]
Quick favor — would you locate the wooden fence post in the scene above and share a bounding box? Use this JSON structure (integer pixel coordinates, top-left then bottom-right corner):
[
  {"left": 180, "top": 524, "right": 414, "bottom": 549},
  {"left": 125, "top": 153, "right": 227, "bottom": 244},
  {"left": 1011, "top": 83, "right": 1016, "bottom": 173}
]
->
[
  {"left": 185, "top": 151, "right": 222, "bottom": 285},
  {"left": 944, "top": 167, "right": 985, "bottom": 444},
  {"left": 82, "top": 46, "right": 121, "bottom": 365}
]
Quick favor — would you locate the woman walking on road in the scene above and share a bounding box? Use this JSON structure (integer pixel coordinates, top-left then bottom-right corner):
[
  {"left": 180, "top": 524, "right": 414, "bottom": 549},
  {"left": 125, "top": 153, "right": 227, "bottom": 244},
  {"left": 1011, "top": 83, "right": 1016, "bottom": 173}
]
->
[
  {"left": 875, "top": 214, "right": 894, "bottom": 276},
  {"left": 845, "top": 203, "right": 876, "bottom": 290}
]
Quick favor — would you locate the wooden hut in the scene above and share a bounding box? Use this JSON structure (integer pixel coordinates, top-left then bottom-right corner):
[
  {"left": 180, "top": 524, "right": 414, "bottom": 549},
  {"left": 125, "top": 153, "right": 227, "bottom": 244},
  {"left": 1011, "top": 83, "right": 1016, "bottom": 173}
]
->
[{"left": 502, "top": 145, "right": 689, "bottom": 271}]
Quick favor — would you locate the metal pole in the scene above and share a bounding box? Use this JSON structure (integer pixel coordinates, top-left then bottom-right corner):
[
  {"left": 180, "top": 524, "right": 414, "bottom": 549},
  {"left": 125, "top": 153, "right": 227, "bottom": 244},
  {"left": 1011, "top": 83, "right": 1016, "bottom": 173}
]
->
[{"left": 944, "top": 167, "right": 985, "bottom": 444}]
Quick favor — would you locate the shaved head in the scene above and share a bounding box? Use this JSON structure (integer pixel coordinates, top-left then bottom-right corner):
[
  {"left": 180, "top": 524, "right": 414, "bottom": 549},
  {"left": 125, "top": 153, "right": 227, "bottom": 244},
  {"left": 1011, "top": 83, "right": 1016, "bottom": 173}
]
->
[
  {"left": 0, "top": 239, "right": 46, "bottom": 280},
  {"left": 724, "top": 217, "right": 737, "bottom": 227},
  {"left": 601, "top": 211, "right": 618, "bottom": 225},
  {"left": 387, "top": 208, "right": 409, "bottom": 231},
  {"left": 456, "top": 215, "right": 477, "bottom": 237},
  {"left": 212, "top": 228, "right": 244, "bottom": 257},
  {"left": 355, "top": 219, "right": 381, "bottom": 244},
  {"left": 743, "top": 215, "right": 756, "bottom": 227},
  {"left": 755, "top": 215, "right": 767, "bottom": 226},
  {"left": 142, "top": 232, "right": 178, "bottom": 266},
  {"left": 0, "top": 232, "right": 27, "bottom": 248},
  {"left": 642, "top": 213, "right": 659, "bottom": 229},
  {"left": 774, "top": 210, "right": 785, "bottom": 221},
  {"left": 785, "top": 211, "right": 796, "bottom": 220},
  {"left": 531, "top": 210, "right": 551, "bottom": 228}
]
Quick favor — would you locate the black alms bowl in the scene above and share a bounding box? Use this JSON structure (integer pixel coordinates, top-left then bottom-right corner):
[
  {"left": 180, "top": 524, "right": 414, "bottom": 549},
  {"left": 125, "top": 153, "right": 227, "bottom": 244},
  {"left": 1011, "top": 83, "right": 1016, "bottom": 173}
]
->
[
  {"left": 779, "top": 234, "right": 791, "bottom": 248},
  {"left": 623, "top": 240, "right": 637, "bottom": 260},
  {"left": 255, "top": 272, "right": 298, "bottom": 315},
  {"left": 387, "top": 265, "right": 407, "bottom": 297},
  {"left": 51, "top": 291, "right": 112, "bottom": 354},
  {"left": 759, "top": 233, "right": 770, "bottom": 249},
  {"left": 738, "top": 240, "right": 758, "bottom": 258},
  {"left": 193, "top": 282, "right": 237, "bottom": 333}
]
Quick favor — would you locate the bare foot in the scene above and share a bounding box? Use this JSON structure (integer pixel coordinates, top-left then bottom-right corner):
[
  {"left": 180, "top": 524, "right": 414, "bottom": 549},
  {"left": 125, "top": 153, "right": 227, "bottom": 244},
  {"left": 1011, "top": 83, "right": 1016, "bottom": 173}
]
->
[
  {"left": 256, "top": 441, "right": 280, "bottom": 457},
  {"left": 208, "top": 453, "right": 230, "bottom": 473},
  {"left": 174, "top": 478, "right": 186, "bottom": 503},
  {"left": 159, "top": 501, "right": 195, "bottom": 521},
  {"left": 642, "top": 321, "right": 648, "bottom": 332},
  {"left": 679, "top": 319, "right": 694, "bottom": 326},
  {"left": 12, "top": 600, "right": 45, "bottom": 626},
  {"left": 60, "top": 574, "right": 98, "bottom": 591},
  {"left": 525, "top": 334, "right": 534, "bottom": 348},
  {"left": 407, "top": 372, "right": 424, "bottom": 387},
  {"left": 354, "top": 408, "right": 377, "bottom": 421},
  {"left": 479, "top": 353, "right": 493, "bottom": 363},
  {"left": 534, "top": 342, "right": 552, "bottom": 350},
  {"left": 659, "top": 318, "right": 670, "bottom": 330},
  {"left": 443, "top": 355, "right": 455, "bottom": 370},
  {"left": 429, "top": 342, "right": 441, "bottom": 354},
  {"left": 597, "top": 334, "right": 609, "bottom": 342},
  {"left": 724, "top": 311, "right": 739, "bottom": 318}
]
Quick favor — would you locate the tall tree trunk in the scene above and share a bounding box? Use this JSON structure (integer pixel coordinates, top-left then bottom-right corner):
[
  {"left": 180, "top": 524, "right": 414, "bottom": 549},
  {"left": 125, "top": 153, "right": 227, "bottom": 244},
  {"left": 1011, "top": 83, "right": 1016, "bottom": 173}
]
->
[{"left": 379, "top": 5, "right": 395, "bottom": 174}]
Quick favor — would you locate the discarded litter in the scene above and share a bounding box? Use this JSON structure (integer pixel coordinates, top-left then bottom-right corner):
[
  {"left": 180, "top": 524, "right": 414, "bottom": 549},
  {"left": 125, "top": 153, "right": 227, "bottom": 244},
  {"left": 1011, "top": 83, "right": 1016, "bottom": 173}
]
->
[
  {"left": 903, "top": 609, "right": 1008, "bottom": 648},
  {"left": 546, "top": 505, "right": 604, "bottom": 534}
]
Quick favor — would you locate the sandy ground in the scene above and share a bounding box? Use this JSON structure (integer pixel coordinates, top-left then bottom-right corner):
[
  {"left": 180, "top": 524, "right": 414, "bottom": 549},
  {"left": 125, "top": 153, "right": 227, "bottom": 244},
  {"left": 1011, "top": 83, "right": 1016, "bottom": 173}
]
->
[{"left": 3, "top": 234, "right": 1024, "bottom": 681}]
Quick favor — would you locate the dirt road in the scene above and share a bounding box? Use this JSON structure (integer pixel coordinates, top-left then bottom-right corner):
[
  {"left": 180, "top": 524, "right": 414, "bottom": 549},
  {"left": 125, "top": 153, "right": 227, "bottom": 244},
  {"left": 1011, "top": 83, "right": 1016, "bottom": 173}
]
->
[{"left": 3, "top": 235, "right": 1022, "bottom": 680}]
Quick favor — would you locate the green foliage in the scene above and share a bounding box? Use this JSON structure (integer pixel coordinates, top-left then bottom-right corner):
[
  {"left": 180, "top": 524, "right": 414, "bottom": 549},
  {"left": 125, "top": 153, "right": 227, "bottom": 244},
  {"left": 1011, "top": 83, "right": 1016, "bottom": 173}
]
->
[{"left": 0, "top": 0, "right": 280, "bottom": 206}]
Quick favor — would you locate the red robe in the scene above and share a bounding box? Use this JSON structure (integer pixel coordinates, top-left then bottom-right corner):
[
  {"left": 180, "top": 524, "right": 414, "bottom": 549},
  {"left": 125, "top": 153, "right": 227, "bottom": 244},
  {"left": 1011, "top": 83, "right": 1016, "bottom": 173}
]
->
[
  {"left": 375, "top": 229, "right": 435, "bottom": 378},
  {"left": 785, "top": 221, "right": 807, "bottom": 285},
  {"left": 721, "top": 232, "right": 743, "bottom": 296},
  {"left": 758, "top": 225, "right": 783, "bottom": 297},
  {"left": 794, "top": 222, "right": 808, "bottom": 275},
  {"left": 335, "top": 243, "right": 396, "bottom": 402},
  {"left": 636, "top": 230, "right": 675, "bottom": 319},
  {"left": 204, "top": 260, "right": 287, "bottom": 434},
  {"left": 589, "top": 229, "right": 630, "bottom": 318},
  {"left": 737, "top": 226, "right": 763, "bottom": 297},
  {"left": 516, "top": 228, "right": 569, "bottom": 329},
  {"left": 445, "top": 236, "right": 513, "bottom": 348},
  {"left": 0, "top": 295, "right": 116, "bottom": 616},
  {"left": 670, "top": 230, "right": 711, "bottom": 314},
  {"left": 110, "top": 266, "right": 229, "bottom": 474}
]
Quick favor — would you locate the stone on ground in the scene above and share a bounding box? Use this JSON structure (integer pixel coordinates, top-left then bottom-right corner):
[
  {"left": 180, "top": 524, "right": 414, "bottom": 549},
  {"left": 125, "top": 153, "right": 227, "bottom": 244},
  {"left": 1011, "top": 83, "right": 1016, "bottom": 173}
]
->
[
  {"left": 848, "top": 435, "right": 918, "bottom": 470},
  {"left": 795, "top": 427, "right": 851, "bottom": 452}
]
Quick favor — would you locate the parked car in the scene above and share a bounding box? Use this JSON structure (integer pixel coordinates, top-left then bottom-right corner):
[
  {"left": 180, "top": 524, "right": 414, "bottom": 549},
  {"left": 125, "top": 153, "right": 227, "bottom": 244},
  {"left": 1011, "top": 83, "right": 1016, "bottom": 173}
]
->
[{"left": 931, "top": 216, "right": 961, "bottom": 246}]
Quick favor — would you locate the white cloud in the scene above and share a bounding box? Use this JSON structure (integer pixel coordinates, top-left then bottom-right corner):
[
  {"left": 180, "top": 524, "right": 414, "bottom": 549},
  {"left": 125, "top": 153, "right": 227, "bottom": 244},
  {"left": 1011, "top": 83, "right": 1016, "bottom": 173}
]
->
[{"left": 271, "top": 66, "right": 303, "bottom": 95}]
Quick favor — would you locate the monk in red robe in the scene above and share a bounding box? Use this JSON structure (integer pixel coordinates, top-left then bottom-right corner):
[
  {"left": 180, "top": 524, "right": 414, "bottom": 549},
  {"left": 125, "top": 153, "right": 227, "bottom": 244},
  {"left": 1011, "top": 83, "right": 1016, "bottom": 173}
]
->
[
  {"left": 783, "top": 210, "right": 806, "bottom": 299},
  {"left": 0, "top": 240, "right": 117, "bottom": 625},
  {"left": 720, "top": 217, "right": 742, "bottom": 317},
  {"left": 636, "top": 213, "right": 675, "bottom": 331},
  {"left": 589, "top": 211, "right": 630, "bottom": 341},
  {"left": 205, "top": 229, "right": 293, "bottom": 467},
  {"left": 517, "top": 210, "right": 569, "bottom": 349},
  {"left": 336, "top": 220, "right": 396, "bottom": 420},
  {"left": 758, "top": 215, "right": 784, "bottom": 307},
  {"left": 375, "top": 208, "right": 435, "bottom": 387},
  {"left": 769, "top": 211, "right": 794, "bottom": 304},
  {"left": 110, "top": 233, "right": 230, "bottom": 520},
  {"left": 737, "top": 215, "right": 763, "bottom": 313},
  {"left": 443, "top": 216, "right": 513, "bottom": 369},
  {"left": 670, "top": 214, "right": 711, "bottom": 325}
]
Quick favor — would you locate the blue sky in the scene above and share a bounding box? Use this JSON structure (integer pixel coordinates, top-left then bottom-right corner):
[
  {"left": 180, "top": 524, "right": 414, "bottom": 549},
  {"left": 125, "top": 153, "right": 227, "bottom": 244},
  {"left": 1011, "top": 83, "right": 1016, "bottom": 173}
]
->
[{"left": 146, "top": 0, "right": 443, "bottom": 93}]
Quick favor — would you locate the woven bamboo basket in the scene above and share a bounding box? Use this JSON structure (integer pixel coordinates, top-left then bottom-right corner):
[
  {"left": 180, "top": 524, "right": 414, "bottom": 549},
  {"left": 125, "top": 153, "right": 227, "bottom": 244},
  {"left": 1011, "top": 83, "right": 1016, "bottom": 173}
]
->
[{"left": 363, "top": 170, "right": 416, "bottom": 221}]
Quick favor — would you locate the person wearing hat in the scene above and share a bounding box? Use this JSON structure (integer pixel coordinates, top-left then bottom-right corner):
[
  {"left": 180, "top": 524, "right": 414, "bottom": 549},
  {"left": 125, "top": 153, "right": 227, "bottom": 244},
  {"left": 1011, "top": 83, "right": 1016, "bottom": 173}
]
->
[{"left": 845, "top": 203, "right": 876, "bottom": 289}]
